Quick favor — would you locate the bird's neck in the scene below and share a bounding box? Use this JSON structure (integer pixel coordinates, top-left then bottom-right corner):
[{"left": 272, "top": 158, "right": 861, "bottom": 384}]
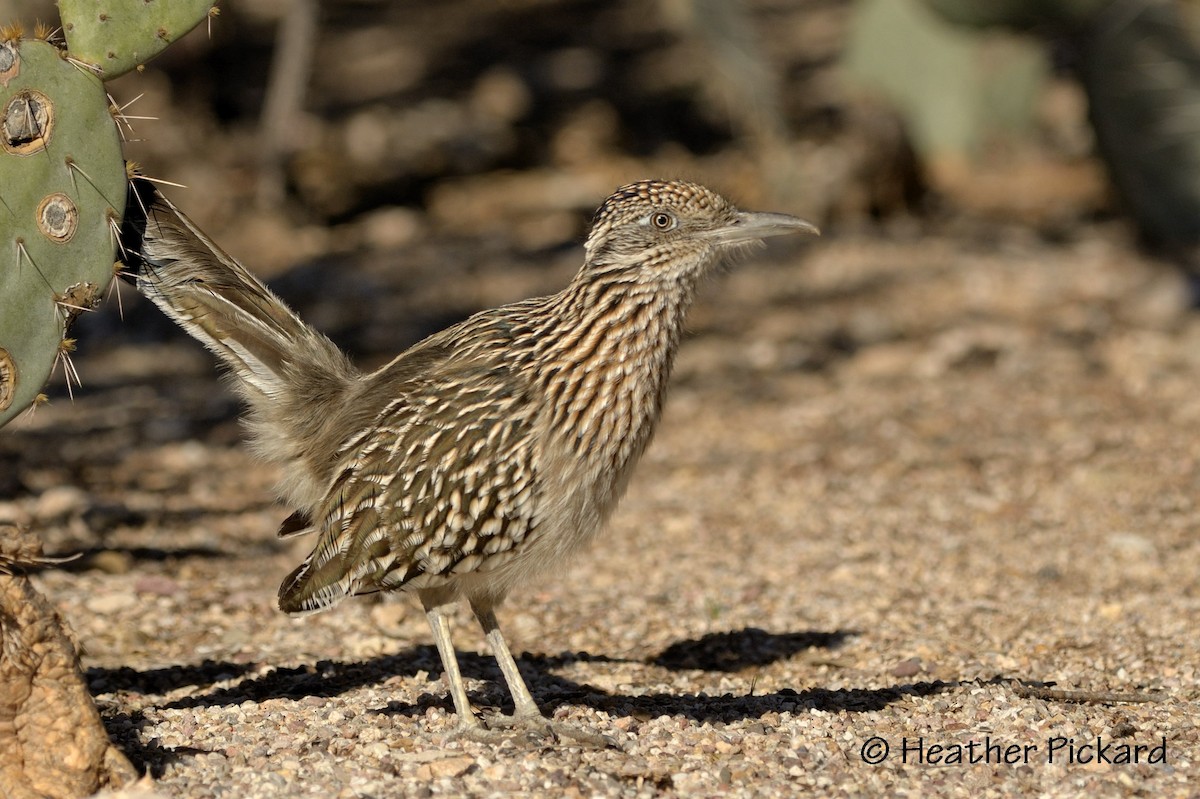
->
[{"left": 533, "top": 271, "right": 699, "bottom": 463}]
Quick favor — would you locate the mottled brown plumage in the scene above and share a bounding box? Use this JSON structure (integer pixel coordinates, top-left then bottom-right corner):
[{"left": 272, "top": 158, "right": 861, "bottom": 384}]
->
[{"left": 125, "top": 178, "right": 817, "bottom": 743}]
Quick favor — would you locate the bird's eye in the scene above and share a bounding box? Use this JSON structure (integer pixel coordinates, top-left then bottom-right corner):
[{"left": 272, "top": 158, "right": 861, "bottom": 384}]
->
[{"left": 650, "top": 212, "right": 675, "bottom": 230}]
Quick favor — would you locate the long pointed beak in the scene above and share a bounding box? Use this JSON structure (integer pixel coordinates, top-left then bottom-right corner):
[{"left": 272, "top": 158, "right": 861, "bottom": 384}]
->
[{"left": 708, "top": 211, "right": 821, "bottom": 245}]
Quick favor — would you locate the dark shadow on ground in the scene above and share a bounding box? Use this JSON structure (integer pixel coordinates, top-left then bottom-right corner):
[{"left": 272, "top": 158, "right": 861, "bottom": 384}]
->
[
  {"left": 650, "top": 627, "right": 856, "bottom": 671},
  {"left": 88, "top": 631, "right": 968, "bottom": 772},
  {"left": 581, "top": 681, "right": 958, "bottom": 723},
  {"left": 88, "top": 660, "right": 258, "bottom": 696},
  {"left": 95, "top": 706, "right": 196, "bottom": 779},
  {"left": 88, "top": 627, "right": 903, "bottom": 726},
  {"left": 92, "top": 647, "right": 634, "bottom": 712}
]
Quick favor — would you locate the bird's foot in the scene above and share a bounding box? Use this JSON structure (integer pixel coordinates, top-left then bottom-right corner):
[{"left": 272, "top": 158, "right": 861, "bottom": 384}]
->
[
  {"left": 486, "top": 710, "right": 619, "bottom": 748},
  {"left": 459, "top": 711, "right": 618, "bottom": 749}
]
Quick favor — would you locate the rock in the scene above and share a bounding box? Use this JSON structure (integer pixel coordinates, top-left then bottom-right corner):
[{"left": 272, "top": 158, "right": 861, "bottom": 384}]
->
[
  {"left": 85, "top": 591, "right": 138, "bottom": 615},
  {"left": 33, "top": 486, "right": 91, "bottom": 521},
  {"left": 890, "top": 657, "right": 923, "bottom": 678},
  {"left": 89, "top": 550, "right": 134, "bottom": 575},
  {"left": 413, "top": 754, "right": 476, "bottom": 780},
  {"left": 134, "top": 575, "right": 181, "bottom": 597}
]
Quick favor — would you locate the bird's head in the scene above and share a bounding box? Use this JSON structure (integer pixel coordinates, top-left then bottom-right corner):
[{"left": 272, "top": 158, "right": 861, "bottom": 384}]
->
[{"left": 581, "top": 180, "right": 818, "bottom": 286}]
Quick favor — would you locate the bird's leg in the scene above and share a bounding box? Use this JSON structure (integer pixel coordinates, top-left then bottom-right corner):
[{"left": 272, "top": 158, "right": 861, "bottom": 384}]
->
[
  {"left": 471, "top": 600, "right": 542, "bottom": 719},
  {"left": 470, "top": 598, "right": 616, "bottom": 748},
  {"left": 421, "top": 595, "right": 482, "bottom": 732}
]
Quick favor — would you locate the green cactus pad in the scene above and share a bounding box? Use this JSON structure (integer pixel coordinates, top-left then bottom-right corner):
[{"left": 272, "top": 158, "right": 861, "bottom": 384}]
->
[
  {"left": 0, "top": 37, "right": 125, "bottom": 426},
  {"left": 59, "top": 0, "right": 217, "bottom": 79}
]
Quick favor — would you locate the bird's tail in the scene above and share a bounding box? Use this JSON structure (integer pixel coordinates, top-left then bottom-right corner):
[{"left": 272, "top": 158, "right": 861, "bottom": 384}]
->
[{"left": 121, "top": 178, "right": 357, "bottom": 411}]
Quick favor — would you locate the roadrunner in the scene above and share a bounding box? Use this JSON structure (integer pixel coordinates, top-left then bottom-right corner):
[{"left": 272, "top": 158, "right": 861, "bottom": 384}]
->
[{"left": 124, "top": 178, "right": 818, "bottom": 743}]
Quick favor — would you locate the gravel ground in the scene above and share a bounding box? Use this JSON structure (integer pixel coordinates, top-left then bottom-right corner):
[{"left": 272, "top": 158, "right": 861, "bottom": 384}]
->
[
  {"left": 6, "top": 0, "right": 1194, "bottom": 795},
  {"left": 2, "top": 219, "right": 1198, "bottom": 797}
]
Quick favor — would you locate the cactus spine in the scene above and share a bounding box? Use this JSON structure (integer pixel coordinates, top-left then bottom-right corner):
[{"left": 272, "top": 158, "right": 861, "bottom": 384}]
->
[{"left": 0, "top": 3, "right": 217, "bottom": 428}]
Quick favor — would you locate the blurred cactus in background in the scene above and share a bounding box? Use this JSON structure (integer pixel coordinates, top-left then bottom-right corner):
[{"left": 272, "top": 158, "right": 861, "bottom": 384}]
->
[
  {"left": 842, "top": 0, "right": 1048, "bottom": 192},
  {"left": 926, "top": 0, "right": 1200, "bottom": 262},
  {"left": 0, "top": 1, "right": 216, "bottom": 430},
  {"left": 847, "top": 0, "right": 1200, "bottom": 266}
]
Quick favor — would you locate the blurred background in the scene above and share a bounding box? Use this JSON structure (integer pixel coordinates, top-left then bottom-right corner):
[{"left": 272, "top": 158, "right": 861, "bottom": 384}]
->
[
  {"left": 2, "top": 0, "right": 1197, "bottom": 358},
  {"left": 2, "top": 6, "right": 1199, "bottom": 793}
]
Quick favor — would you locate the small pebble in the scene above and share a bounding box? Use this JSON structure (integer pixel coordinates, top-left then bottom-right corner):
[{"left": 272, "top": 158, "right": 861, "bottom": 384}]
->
[
  {"left": 85, "top": 591, "right": 137, "bottom": 614},
  {"left": 890, "top": 657, "right": 923, "bottom": 678}
]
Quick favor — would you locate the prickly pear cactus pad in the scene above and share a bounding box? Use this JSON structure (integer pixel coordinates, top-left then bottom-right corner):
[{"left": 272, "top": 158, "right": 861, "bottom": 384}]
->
[
  {"left": 0, "top": 36, "right": 125, "bottom": 426},
  {"left": 59, "top": 0, "right": 218, "bottom": 79}
]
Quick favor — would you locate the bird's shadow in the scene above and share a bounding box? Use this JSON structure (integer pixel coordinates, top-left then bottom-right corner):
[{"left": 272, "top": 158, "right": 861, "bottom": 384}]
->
[
  {"left": 90, "top": 626, "right": 857, "bottom": 712},
  {"left": 90, "top": 625, "right": 957, "bottom": 773},
  {"left": 651, "top": 627, "right": 852, "bottom": 672}
]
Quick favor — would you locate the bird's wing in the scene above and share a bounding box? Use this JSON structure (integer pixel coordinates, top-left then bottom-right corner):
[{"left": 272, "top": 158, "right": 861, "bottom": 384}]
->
[{"left": 276, "top": 357, "right": 540, "bottom": 615}]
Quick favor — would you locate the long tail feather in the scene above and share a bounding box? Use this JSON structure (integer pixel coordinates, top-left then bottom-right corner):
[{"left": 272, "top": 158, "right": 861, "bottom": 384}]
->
[
  {"left": 121, "top": 179, "right": 361, "bottom": 510},
  {"left": 121, "top": 178, "right": 355, "bottom": 404}
]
